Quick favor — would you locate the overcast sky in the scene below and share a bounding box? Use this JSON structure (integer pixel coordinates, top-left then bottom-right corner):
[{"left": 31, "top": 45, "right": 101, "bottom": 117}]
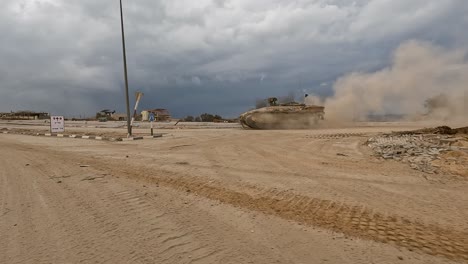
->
[{"left": 1, "top": 0, "right": 467, "bottom": 118}]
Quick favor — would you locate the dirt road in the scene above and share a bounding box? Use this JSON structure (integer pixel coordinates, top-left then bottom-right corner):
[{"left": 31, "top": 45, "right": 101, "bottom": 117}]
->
[{"left": 0, "top": 127, "right": 467, "bottom": 263}]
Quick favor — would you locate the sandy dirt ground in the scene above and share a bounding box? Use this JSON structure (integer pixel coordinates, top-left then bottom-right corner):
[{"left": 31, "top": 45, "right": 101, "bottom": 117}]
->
[{"left": 0, "top": 121, "right": 467, "bottom": 264}]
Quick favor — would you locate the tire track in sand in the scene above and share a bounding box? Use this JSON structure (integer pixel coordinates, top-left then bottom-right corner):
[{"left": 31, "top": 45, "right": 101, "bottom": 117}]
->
[
  {"left": 2, "top": 146, "right": 224, "bottom": 264},
  {"left": 9, "top": 137, "right": 466, "bottom": 262},
  {"left": 120, "top": 169, "right": 468, "bottom": 262},
  {"left": 1, "top": 140, "right": 294, "bottom": 264},
  {"left": 40, "top": 177, "right": 224, "bottom": 264}
]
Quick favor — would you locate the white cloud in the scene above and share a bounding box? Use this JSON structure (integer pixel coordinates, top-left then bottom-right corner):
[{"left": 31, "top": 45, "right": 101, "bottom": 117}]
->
[
  {"left": 192, "top": 76, "right": 202, "bottom": 86},
  {"left": 349, "top": 0, "right": 457, "bottom": 40}
]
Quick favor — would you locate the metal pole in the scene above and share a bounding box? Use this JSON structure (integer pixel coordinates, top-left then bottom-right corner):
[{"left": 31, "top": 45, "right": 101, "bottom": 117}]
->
[{"left": 119, "top": 0, "right": 132, "bottom": 137}]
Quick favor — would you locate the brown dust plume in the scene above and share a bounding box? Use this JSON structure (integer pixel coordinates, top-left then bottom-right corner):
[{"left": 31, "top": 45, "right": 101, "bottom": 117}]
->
[{"left": 324, "top": 41, "right": 468, "bottom": 122}]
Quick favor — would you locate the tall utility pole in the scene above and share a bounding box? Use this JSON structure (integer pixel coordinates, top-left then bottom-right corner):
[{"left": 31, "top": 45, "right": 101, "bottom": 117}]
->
[{"left": 119, "top": 0, "right": 132, "bottom": 136}]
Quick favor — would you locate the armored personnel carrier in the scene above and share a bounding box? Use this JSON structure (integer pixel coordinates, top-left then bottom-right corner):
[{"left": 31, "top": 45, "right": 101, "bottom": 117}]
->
[{"left": 240, "top": 97, "right": 325, "bottom": 129}]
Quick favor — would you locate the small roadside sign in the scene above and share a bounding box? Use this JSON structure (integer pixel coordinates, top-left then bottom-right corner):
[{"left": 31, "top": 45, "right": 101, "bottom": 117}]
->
[
  {"left": 149, "top": 113, "right": 155, "bottom": 136},
  {"left": 50, "top": 116, "right": 65, "bottom": 133}
]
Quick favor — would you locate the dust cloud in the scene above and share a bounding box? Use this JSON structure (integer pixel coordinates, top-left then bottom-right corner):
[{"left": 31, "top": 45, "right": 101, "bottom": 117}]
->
[
  {"left": 323, "top": 41, "right": 468, "bottom": 122},
  {"left": 304, "top": 94, "right": 323, "bottom": 106}
]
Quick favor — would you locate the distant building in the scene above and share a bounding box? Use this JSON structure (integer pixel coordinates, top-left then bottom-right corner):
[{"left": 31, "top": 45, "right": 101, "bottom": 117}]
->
[
  {"left": 0, "top": 111, "right": 49, "bottom": 120},
  {"left": 141, "top": 109, "right": 171, "bottom": 122},
  {"left": 141, "top": 111, "right": 149, "bottom": 121}
]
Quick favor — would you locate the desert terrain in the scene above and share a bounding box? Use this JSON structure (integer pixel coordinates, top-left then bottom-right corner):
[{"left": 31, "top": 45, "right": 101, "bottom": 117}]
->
[{"left": 0, "top": 120, "right": 467, "bottom": 264}]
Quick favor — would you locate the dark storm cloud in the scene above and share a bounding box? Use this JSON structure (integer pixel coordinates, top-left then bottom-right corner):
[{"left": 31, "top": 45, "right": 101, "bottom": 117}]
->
[{"left": 1, "top": 0, "right": 467, "bottom": 118}]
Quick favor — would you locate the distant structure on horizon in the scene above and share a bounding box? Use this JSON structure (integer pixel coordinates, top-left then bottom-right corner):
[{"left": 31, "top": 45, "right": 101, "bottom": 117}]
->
[
  {"left": 95, "top": 109, "right": 129, "bottom": 121},
  {"left": 94, "top": 108, "right": 172, "bottom": 122},
  {"left": 141, "top": 109, "right": 171, "bottom": 122},
  {"left": 0, "top": 111, "right": 49, "bottom": 120}
]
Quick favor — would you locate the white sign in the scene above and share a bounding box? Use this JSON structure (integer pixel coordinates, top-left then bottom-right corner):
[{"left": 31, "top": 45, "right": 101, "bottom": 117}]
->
[{"left": 50, "top": 116, "right": 65, "bottom": 133}]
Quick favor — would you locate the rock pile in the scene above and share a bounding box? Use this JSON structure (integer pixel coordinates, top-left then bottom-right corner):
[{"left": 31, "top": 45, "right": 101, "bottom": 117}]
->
[{"left": 367, "top": 134, "right": 467, "bottom": 174}]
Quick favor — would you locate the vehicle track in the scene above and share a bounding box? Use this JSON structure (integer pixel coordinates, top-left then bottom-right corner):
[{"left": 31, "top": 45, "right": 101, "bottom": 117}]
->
[
  {"left": 105, "top": 163, "right": 468, "bottom": 262},
  {"left": 0, "top": 141, "right": 287, "bottom": 264},
  {"left": 34, "top": 167, "right": 270, "bottom": 263},
  {"left": 304, "top": 133, "right": 366, "bottom": 139},
  {"left": 3, "top": 135, "right": 467, "bottom": 263}
]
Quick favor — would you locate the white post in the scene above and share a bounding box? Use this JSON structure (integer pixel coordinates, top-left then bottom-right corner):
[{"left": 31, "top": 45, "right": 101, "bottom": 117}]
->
[{"left": 130, "top": 92, "right": 143, "bottom": 134}]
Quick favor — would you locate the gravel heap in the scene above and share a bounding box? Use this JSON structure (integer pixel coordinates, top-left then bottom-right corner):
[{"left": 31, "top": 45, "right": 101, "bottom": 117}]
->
[{"left": 367, "top": 134, "right": 466, "bottom": 174}]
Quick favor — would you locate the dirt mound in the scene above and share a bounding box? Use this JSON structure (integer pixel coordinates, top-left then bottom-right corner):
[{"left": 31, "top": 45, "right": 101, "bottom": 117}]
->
[
  {"left": 374, "top": 127, "right": 468, "bottom": 177},
  {"left": 394, "top": 126, "right": 468, "bottom": 135},
  {"left": 454, "top": 126, "right": 468, "bottom": 134},
  {"left": 433, "top": 126, "right": 456, "bottom": 134}
]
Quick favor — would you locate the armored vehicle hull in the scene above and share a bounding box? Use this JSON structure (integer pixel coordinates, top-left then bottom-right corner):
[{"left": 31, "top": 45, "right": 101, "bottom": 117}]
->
[{"left": 240, "top": 104, "right": 325, "bottom": 129}]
